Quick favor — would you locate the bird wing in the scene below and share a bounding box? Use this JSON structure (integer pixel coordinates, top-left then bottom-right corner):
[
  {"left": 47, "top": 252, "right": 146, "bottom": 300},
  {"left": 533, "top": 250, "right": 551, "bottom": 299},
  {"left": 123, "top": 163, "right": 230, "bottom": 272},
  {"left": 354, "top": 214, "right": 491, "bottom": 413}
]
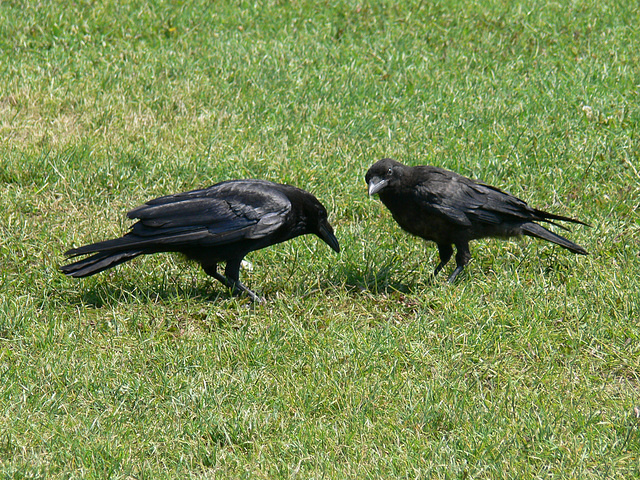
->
[
  {"left": 126, "top": 180, "right": 292, "bottom": 246},
  {"left": 459, "top": 181, "right": 534, "bottom": 224},
  {"left": 413, "top": 170, "right": 534, "bottom": 227}
]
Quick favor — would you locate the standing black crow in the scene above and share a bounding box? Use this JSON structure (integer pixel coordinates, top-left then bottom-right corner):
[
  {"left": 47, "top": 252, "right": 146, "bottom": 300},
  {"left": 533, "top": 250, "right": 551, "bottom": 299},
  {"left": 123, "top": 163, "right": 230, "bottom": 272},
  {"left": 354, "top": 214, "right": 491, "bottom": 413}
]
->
[
  {"left": 61, "top": 179, "right": 340, "bottom": 302},
  {"left": 365, "top": 158, "right": 589, "bottom": 283}
]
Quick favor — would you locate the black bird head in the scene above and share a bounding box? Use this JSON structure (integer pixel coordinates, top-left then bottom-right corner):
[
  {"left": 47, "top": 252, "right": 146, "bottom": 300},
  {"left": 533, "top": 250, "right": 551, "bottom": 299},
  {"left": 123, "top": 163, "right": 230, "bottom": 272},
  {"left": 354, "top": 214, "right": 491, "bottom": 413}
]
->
[
  {"left": 365, "top": 158, "right": 407, "bottom": 195},
  {"left": 294, "top": 190, "right": 340, "bottom": 253}
]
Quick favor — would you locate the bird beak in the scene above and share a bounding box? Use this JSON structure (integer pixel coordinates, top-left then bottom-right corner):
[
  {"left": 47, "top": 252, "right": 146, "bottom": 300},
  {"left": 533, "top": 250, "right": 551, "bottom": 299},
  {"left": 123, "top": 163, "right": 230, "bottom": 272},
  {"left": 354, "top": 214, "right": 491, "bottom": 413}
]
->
[
  {"left": 318, "top": 224, "right": 340, "bottom": 253},
  {"left": 368, "top": 177, "right": 388, "bottom": 196}
]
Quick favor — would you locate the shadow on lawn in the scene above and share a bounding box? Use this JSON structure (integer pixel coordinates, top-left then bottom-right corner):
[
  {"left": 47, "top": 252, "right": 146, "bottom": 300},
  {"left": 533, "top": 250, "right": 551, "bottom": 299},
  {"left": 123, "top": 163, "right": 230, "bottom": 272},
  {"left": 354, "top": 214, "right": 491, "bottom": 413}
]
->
[
  {"left": 323, "top": 256, "right": 438, "bottom": 297},
  {"left": 60, "top": 256, "right": 439, "bottom": 308},
  {"left": 64, "top": 277, "right": 242, "bottom": 309}
]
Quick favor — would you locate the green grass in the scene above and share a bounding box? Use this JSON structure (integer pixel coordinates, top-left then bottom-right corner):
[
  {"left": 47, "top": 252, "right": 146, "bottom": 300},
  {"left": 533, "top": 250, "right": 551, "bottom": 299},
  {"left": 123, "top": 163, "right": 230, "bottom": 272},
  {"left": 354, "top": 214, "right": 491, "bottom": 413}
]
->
[{"left": 1, "top": 0, "right": 639, "bottom": 477}]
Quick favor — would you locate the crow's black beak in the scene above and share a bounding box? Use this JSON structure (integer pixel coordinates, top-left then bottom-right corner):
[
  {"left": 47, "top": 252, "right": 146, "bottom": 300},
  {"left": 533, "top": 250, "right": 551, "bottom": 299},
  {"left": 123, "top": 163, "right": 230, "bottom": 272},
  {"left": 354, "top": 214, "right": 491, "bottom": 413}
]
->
[
  {"left": 368, "top": 177, "right": 388, "bottom": 196},
  {"left": 318, "top": 224, "right": 340, "bottom": 253}
]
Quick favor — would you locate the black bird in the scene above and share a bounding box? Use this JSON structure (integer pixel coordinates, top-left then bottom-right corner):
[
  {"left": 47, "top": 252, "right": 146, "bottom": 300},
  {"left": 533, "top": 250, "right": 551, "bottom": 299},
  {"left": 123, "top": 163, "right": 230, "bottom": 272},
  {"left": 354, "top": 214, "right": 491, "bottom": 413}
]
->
[
  {"left": 365, "top": 158, "right": 588, "bottom": 283},
  {"left": 61, "top": 179, "right": 340, "bottom": 302}
]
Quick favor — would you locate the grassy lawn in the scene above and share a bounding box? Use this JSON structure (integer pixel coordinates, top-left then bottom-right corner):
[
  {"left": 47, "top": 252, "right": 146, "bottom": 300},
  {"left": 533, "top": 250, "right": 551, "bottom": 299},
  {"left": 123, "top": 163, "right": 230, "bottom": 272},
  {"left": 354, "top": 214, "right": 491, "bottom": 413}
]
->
[{"left": 1, "top": 0, "right": 639, "bottom": 477}]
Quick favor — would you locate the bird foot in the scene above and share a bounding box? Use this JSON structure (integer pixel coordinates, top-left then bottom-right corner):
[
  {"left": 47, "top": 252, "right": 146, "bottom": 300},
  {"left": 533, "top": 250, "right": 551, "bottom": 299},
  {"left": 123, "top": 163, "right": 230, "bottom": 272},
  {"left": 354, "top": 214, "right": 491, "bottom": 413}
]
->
[{"left": 446, "top": 266, "right": 465, "bottom": 284}]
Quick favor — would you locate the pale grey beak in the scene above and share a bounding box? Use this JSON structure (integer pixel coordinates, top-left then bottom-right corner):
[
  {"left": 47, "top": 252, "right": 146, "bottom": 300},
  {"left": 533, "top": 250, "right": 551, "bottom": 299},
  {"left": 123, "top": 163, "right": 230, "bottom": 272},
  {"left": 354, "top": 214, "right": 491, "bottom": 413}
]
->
[{"left": 368, "top": 177, "right": 388, "bottom": 196}]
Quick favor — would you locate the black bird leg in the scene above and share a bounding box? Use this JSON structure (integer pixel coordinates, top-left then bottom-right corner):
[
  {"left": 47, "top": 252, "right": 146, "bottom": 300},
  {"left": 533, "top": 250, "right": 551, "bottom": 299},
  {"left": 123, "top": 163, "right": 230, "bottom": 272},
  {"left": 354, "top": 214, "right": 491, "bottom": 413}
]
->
[
  {"left": 204, "top": 260, "right": 263, "bottom": 303},
  {"left": 447, "top": 242, "right": 471, "bottom": 284},
  {"left": 434, "top": 243, "right": 453, "bottom": 278}
]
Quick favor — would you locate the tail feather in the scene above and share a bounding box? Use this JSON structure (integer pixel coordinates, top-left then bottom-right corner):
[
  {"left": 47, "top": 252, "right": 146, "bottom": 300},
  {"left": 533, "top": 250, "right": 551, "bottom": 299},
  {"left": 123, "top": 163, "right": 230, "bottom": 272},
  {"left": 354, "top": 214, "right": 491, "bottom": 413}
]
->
[
  {"left": 61, "top": 228, "right": 211, "bottom": 278},
  {"left": 535, "top": 209, "right": 591, "bottom": 228},
  {"left": 65, "top": 229, "right": 209, "bottom": 257},
  {"left": 65, "top": 236, "right": 140, "bottom": 257},
  {"left": 521, "top": 222, "right": 588, "bottom": 255},
  {"left": 60, "top": 251, "right": 143, "bottom": 278}
]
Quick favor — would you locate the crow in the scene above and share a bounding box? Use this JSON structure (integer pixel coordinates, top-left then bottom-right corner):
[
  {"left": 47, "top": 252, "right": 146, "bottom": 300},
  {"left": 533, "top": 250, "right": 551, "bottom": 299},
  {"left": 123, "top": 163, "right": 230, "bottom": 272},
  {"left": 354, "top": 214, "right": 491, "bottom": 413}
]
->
[
  {"left": 365, "top": 158, "right": 589, "bottom": 283},
  {"left": 61, "top": 179, "right": 340, "bottom": 302}
]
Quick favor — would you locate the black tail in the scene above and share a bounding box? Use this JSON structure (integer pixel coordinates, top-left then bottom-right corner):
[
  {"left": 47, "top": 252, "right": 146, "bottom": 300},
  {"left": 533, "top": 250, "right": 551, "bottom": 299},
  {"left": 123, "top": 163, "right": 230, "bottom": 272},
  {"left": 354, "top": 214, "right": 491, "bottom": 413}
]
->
[
  {"left": 61, "top": 234, "right": 147, "bottom": 278},
  {"left": 64, "top": 228, "right": 209, "bottom": 258},
  {"left": 521, "top": 222, "right": 588, "bottom": 255},
  {"left": 61, "top": 228, "right": 211, "bottom": 278},
  {"left": 60, "top": 250, "right": 144, "bottom": 277},
  {"left": 534, "top": 209, "right": 591, "bottom": 230}
]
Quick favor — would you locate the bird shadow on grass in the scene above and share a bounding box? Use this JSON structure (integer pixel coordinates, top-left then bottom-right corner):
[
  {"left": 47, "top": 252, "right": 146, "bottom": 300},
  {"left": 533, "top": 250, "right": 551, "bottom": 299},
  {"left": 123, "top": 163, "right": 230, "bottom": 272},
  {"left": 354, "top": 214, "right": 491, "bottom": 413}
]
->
[
  {"left": 324, "top": 256, "right": 442, "bottom": 297},
  {"left": 59, "top": 256, "right": 446, "bottom": 309},
  {"left": 62, "top": 276, "right": 247, "bottom": 309}
]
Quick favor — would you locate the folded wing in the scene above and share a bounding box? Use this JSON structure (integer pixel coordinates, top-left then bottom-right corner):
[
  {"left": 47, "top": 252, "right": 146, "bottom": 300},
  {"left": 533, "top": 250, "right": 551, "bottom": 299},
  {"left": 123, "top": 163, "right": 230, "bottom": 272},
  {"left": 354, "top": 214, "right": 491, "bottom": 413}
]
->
[
  {"left": 65, "top": 180, "right": 292, "bottom": 256},
  {"left": 413, "top": 170, "right": 561, "bottom": 227}
]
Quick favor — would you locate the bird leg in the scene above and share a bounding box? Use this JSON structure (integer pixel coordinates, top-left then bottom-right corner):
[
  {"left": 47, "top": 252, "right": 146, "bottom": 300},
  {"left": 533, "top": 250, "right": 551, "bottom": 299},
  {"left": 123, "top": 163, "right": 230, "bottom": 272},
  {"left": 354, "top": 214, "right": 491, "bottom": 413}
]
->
[
  {"left": 434, "top": 243, "right": 453, "bottom": 278},
  {"left": 203, "top": 261, "right": 263, "bottom": 303},
  {"left": 447, "top": 242, "right": 471, "bottom": 284}
]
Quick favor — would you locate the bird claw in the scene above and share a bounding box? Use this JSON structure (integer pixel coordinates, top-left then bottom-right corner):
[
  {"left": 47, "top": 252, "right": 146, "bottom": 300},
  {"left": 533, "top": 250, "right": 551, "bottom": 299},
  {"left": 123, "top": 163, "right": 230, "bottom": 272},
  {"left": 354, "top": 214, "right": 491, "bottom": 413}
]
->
[{"left": 447, "top": 266, "right": 465, "bottom": 284}]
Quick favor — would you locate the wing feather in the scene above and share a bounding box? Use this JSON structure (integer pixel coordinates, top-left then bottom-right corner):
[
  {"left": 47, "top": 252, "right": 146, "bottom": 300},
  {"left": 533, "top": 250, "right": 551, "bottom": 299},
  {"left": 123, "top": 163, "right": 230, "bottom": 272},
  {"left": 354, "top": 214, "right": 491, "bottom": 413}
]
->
[
  {"left": 126, "top": 180, "right": 292, "bottom": 246},
  {"left": 412, "top": 170, "right": 535, "bottom": 226}
]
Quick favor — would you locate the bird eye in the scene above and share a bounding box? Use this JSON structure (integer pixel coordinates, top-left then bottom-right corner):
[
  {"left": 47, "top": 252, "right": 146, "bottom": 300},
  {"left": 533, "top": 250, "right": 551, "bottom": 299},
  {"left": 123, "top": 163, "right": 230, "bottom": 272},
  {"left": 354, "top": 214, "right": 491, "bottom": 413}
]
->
[{"left": 387, "top": 167, "right": 393, "bottom": 175}]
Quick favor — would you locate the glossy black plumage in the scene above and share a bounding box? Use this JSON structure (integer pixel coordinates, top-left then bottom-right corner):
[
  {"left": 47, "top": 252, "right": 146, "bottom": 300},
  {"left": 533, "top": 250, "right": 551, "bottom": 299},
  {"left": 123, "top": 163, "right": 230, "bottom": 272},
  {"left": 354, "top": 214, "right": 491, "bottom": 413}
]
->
[
  {"left": 61, "top": 179, "right": 340, "bottom": 301},
  {"left": 366, "top": 158, "right": 588, "bottom": 283}
]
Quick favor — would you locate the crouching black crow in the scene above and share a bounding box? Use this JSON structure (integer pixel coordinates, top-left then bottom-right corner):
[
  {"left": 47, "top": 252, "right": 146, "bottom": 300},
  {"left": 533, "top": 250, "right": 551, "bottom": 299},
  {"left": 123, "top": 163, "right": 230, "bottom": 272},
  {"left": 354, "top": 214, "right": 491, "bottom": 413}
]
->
[
  {"left": 365, "top": 158, "right": 588, "bottom": 283},
  {"left": 61, "top": 179, "right": 340, "bottom": 302}
]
